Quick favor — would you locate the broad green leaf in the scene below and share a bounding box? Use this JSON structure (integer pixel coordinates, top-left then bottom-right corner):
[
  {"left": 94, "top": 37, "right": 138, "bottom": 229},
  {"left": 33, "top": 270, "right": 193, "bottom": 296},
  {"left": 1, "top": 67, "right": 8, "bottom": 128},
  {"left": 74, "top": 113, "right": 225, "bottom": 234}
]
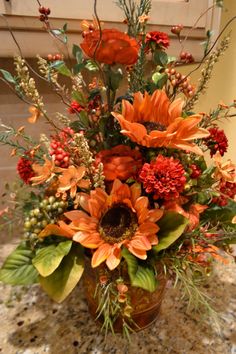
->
[
  {"left": 152, "top": 72, "right": 168, "bottom": 88},
  {"left": 51, "top": 60, "right": 71, "bottom": 76},
  {"left": 153, "top": 50, "right": 168, "bottom": 66},
  {"left": 39, "top": 244, "right": 84, "bottom": 303},
  {"left": 122, "top": 248, "right": 158, "bottom": 292},
  {"left": 202, "top": 199, "right": 236, "bottom": 226},
  {"left": 79, "top": 111, "right": 90, "bottom": 128},
  {"left": 85, "top": 60, "right": 99, "bottom": 71},
  {"left": 72, "top": 44, "right": 83, "bottom": 64},
  {"left": 32, "top": 241, "right": 72, "bottom": 277},
  {"left": 0, "top": 242, "right": 38, "bottom": 285},
  {"left": 167, "top": 56, "right": 176, "bottom": 64},
  {"left": 0, "top": 69, "right": 16, "bottom": 84},
  {"left": 153, "top": 212, "right": 189, "bottom": 253},
  {"left": 72, "top": 91, "right": 87, "bottom": 105}
]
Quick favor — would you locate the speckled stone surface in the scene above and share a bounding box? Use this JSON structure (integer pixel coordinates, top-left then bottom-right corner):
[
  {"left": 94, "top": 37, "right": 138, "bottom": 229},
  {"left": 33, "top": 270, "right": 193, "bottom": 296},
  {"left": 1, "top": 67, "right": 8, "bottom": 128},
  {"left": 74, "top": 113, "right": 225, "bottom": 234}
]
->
[{"left": 0, "top": 241, "right": 236, "bottom": 354}]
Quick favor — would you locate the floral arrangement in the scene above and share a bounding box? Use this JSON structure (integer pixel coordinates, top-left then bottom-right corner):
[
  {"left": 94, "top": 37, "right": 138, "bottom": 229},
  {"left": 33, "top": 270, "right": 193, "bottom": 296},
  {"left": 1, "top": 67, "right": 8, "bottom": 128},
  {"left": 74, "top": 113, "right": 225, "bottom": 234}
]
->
[{"left": 0, "top": 0, "right": 236, "bottom": 338}]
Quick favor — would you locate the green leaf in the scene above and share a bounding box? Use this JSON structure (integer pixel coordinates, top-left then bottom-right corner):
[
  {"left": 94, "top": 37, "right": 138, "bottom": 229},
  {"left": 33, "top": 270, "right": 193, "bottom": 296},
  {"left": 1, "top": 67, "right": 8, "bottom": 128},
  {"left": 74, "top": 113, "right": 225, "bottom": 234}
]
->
[
  {"left": 0, "top": 242, "right": 38, "bottom": 285},
  {"left": 85, "top": 60, "right": 99, "bottom": 71},
  {"left": 63, "top": 23, "right": 68, "bottom": 32},
  {"left": 152, "top": 72, "right": 168, "bottom": 88},
  {"left": 32, "top": 241, "right": 72, "bottom": 277},
  {"left": 0, "top": 69, "right": 16, "bottom": 84},
  {"left": 79, "top": 111, "right": 90, "bottom": 128},
  {"left": 72, "top": 44, "right": 83, "bottom": 64},
  {"left": 73, "top": 63, "right": 85, "bottom": 74},
  {"left": 72, "top": 91, "right": 87, "bottom": 105},
  {"left": 202, "top": 199, "right": 236, "bottom": 225},
  {"left": 167, "top": 56, "right": 176, "bottom": 64},
  {"left": 39, "top": 244, "right": 84, "bottom": 303},
  {"left": 122, "top": 248, "right": 158, "bottom": 292},
  {"left": 153, "top": 212, "right": 189, "bottom": 253},
  {"left": 153, "top": 50, "right": 168, "bottom": 66},
  {"left": 109, "top": 68, "right": 123, "bottom": 91},
  {"left": 51, "top": 61, "right": 71, "bottom": 76}
]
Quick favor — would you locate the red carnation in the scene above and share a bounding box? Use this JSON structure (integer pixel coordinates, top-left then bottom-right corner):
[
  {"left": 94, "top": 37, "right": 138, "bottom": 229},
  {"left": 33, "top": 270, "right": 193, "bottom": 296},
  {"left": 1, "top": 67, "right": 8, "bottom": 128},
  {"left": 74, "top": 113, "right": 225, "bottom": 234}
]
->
[
  {"left": 17, "top": 156, "right": 35, "bottom": 184},
  {"left": 204, "top": 127, "right": 228, "bottom": 157},
  {"left": 145, "top": 31, "right": 170, "bottom": 51},
  {"left": 68, "top": 101, "right": 84, "bottom": 114},
  {"left": 139, "top": 155, "right": 186, "bottom": 200}
]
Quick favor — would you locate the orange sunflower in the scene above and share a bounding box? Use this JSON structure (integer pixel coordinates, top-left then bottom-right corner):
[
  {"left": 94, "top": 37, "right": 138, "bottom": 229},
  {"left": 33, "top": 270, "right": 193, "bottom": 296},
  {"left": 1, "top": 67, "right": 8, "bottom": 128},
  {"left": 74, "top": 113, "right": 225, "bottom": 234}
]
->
[
  {"left": 112, "top": 90, "right": 209, "bottom": 155},
  {"left": 80, "top": 29, "right": 139, "bottom": 65},
  {"left": 64, "top": 180, "right": 163, "bottom": 270}
]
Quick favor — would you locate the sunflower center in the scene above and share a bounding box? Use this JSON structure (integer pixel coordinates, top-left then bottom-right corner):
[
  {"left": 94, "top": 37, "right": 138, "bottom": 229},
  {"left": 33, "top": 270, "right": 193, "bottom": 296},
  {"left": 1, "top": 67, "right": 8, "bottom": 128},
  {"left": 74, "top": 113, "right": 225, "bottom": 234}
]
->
[
  {"left": 99, "top": 203, "right": 138, "bottom": 244},
  {"left": 142, "top": 121, "right": 166, "bottom": 133}
]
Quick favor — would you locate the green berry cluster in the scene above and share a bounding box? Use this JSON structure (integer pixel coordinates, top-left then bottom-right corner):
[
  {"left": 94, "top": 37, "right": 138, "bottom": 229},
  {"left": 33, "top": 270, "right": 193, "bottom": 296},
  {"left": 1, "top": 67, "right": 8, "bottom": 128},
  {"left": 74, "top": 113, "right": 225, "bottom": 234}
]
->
[{"left": 23, "top": 196, "right": 67, "bottom": 241}]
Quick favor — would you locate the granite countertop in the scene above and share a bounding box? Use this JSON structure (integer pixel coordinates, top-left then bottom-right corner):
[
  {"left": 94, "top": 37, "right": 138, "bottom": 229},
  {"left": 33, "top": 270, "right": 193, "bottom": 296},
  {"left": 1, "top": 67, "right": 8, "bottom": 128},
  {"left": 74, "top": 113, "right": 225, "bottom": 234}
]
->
[{"left": 0, "top": 241, "right": 236, "bottom": 354}]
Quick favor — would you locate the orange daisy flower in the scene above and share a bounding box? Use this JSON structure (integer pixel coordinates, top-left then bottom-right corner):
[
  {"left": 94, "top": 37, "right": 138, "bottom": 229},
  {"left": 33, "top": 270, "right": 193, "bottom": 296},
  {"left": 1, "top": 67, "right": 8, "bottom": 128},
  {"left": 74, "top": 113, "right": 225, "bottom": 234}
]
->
[
  {"left": 96, "top": 145, "right": 142, "bottom": 181},
  {"left": 57, "top": 165, "right": 90, "bottom": 198},
  {"left": 213, "top": 152, "right": 236, "bottom": 183},
  {"left": 65, "top": 180, "right": 163, "bottom": 270},
  {"left": 112, "top": 90, "right": 209, "bottom": 155},
  {"left": 80, "top": 29, "right": 139, "bottom": 65},
  {"left": 31, "top": 155, "right": 56, "bottom": 185}
]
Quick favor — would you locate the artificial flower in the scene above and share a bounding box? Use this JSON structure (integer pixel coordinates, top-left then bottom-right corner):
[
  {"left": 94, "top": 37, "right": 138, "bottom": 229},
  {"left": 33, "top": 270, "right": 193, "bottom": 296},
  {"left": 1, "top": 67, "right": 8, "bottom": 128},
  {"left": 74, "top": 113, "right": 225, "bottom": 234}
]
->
[
  {"left": 68, "top": 101, "right": 85, "bottom": 114},
  {"left": 213, "top": 152, "right": 236, "bottom": 183},
  {"left": 204, "top": 127, "right": 228, "bottom": 157},
  {"left": 17, "top": 156, "right": 35, "bottom": 184},
  {"left": 31, "top": 155, "right": 56, "bottom": 185},
  {"left": 139, "top": 155, "right": 186, "bottom": 200},
  {"left": 80, "top": 29, "right": 139, "bottom": 65},
  {"left": 112, "top": 90, "right": 209, "bottom": 155},
  {"left": 27, "top": 106, "right": 41, "bottom": 124},
  {"left": 145, "top": 31, "right": 170, "bottom": 50},
  {"left": 57, "top": 165, "right": 90, "bottom": 198},
  {"left": 164, "top": 201, "right": 208, "bottom": 231},
  {"left": 64, "top": 180, "right": 163, "bottom": 270},
  {"left": 96, "top": 145, "right": 142, "bottom": 181}
]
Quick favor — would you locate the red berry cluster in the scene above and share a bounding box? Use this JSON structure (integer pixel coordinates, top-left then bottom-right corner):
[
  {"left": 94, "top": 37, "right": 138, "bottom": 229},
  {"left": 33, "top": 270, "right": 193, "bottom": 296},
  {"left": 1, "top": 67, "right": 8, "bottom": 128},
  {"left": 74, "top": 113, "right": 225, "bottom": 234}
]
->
[
  {"left": 171, "top": 24, "right": 184, "bottom": 36},
  {"left": 180, "top": 51, "right": 194, "bottom": 64},
  {"left": 204, "top": 127, "right": 228, "bottom": 157},
  {"left": 39, "top": 6, "right": 50, "bottom": 22},
  {"left": 82, "top": 24, "right": 95, "bottom": 38},
  {"left": 17, "top": 156, "right": 35, "bottom": 184},
  {"left": 50, "top": 127, "right": 74, "bottom": 168},
  {"left": 189, "top": 164, "right": 202, "bottom": 179},
  {"left": 165, "top": 68, "right": 195, "bottom": 97},
  {"left": 47, "top": 53, "right": 63, "bottom": 62},
  {"left": 68, "top": 101, "right": 85, "bottom": 114},
  {"left": 212, "top": 181, "right": 236, "bottom": 206}
]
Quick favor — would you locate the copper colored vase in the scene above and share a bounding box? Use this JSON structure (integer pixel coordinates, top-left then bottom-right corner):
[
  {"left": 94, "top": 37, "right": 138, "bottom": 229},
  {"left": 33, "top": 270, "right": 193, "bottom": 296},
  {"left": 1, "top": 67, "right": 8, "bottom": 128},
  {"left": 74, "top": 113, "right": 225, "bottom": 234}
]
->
[{"left": 83, "top": 258, "right": 167, "bottom": 332}]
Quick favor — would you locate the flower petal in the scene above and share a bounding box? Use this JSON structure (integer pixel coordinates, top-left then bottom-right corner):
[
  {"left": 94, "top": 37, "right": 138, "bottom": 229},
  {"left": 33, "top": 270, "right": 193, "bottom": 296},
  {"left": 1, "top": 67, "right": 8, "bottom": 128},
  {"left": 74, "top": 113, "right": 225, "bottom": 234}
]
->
[{"left": 92, "top": 243, "right": 112, "bottom": 268}]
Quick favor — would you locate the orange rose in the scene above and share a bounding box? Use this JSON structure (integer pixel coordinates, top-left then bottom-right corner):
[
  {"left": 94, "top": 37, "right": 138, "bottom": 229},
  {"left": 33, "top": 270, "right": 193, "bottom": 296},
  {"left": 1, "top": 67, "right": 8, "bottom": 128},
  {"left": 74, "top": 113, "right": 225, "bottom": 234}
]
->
[
  {"left": 80, "top": 29, "right": 139, "bottom": 65},
  {"left": 96, "top": 145, "right": 142, "bottom": 181}
]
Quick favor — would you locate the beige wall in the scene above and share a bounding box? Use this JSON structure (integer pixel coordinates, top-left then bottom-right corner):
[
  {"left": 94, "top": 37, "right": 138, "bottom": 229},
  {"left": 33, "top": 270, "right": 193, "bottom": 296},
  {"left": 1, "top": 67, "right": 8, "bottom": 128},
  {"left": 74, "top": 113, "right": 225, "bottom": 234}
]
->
[{"left": 181, "top": 0, "right": 236, "bottom": 161}]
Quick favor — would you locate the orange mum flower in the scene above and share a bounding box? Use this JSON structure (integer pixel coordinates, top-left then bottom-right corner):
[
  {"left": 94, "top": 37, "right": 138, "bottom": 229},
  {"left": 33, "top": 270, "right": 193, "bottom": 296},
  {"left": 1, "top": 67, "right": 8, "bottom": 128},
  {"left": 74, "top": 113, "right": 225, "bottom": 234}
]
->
[
  {"left": 65, "top": 180, "right": 163, "bottom": 270},
  {"left": 112, "top": 90, "right": 209, "bottom": 155},
  {"left": 80, "top": 29, "right": 139, "bottom": 65},
  {"left": 96, "top": 145, "right": 142, "bottom": 181},
  {"left": 213, "top": 152, "right": 236, "bottom": 183}
]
